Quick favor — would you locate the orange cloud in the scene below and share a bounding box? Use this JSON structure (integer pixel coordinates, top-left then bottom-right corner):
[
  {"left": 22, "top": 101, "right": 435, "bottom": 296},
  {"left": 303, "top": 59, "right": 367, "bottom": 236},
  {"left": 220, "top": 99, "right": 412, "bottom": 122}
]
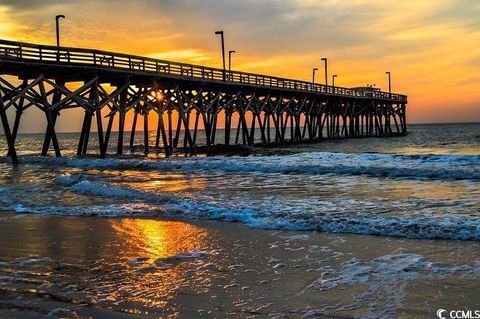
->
[{"left": 0, "top": 0, "right": 478, "bottom": 134}]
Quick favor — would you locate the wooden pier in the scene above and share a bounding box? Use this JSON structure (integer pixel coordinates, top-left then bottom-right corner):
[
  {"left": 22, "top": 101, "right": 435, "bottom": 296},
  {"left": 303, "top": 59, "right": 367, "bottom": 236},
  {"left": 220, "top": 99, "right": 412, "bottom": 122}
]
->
[{"left": 0, "top": 39, "right": 407, "bottom": 164}]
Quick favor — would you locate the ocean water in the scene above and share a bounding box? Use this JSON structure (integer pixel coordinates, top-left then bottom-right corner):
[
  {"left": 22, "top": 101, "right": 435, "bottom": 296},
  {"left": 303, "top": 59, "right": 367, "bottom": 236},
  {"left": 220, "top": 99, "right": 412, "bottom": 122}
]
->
[
  {"left": 0, "top": 123, "right": 479, "bottom": 240},
  {"left": 0, "top": 123, "right": 480, "bottom": 318}
]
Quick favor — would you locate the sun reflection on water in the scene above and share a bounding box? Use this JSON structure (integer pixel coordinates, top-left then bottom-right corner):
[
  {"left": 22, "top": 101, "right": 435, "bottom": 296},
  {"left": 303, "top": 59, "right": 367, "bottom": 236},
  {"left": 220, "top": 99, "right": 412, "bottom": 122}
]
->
[
  {"left": 97, "top": 219, "right": 215, "bottom": 317},
  {"left": 110, "top": 218, "right": 209, "bottom": 259},
  {"left": 90, "top": 169, "right": 207, "bottom": 193}
]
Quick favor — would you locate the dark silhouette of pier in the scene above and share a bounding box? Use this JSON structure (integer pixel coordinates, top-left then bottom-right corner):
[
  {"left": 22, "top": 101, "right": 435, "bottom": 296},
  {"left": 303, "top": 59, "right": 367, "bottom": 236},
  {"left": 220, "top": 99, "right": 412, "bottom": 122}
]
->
[{"left": 0, "top": 39, "right": 407, "bottom": 164}]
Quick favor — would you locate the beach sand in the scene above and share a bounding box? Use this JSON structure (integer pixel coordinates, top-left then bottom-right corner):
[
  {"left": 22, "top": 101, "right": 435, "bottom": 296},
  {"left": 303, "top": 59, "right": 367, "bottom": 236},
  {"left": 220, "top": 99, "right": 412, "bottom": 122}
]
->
[{"left": 0, "top": 212, "right": 479, "bottom": 318}]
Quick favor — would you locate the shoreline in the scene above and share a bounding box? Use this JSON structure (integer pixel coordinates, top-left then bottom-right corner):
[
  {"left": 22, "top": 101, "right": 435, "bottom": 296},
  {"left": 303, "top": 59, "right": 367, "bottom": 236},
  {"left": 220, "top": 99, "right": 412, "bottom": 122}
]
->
[
  {"left": 1, "top": 212, "right": 479, "bottom": 318},
  {"left": 6, "top": 210, "right": 480, "bottom": 243}
]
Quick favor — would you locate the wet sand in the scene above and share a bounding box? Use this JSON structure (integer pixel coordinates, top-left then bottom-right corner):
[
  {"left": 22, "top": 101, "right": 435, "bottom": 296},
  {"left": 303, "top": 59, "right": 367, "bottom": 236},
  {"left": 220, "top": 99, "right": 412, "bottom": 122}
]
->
[{"left": 0, "top": 212, "right": 479, "bottom": 318}]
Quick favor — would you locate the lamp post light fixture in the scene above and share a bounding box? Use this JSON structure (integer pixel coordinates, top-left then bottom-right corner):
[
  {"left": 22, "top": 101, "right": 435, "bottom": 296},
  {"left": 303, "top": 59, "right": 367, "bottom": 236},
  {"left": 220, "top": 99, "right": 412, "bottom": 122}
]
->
[
  {"left": 321, "top": 58, "right": 328, "bottom": 92},
  {"left": 228, "top": 50, "right": 235, "bottom": 72},
  {"left": 385, "top": 71, "right": 392, "bottom": 97},
  {"left": 312, "top": 67, "right": 318, "bottom": 84},
  {"left": 215, "top": 30, "right": 226, "bottom": 81},
  {"left": 55, "top": 14, "right": 65, "bottom": 47},
  {"left": 332, "top": 74, "right": 337, "bottom": 94}
]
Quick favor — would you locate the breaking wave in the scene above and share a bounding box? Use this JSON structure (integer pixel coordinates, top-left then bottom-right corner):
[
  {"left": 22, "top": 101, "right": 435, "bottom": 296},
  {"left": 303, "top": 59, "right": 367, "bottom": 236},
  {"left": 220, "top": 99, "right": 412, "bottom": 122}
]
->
[
  {"left": 4, "top": 173, "right": 478, "bottom": 241},
  {"left": 13, "top": 151, "right": 480, "bottom": 181}
]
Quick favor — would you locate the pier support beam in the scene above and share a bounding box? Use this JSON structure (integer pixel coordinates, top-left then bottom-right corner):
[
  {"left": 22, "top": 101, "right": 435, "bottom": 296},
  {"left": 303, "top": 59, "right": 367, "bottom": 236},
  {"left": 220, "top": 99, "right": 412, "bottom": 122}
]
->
[
  {"left": 0, "top": 74, "right": 407, "bottom": 162},
  {"left": 117, "top": 87, "right": 128, "bottom": 155},
  {"left": 143, "top": 110, "right": 149, "bottom": 155},
  {"left": 0, "top": 95, "right": 18, "bottom": 164},
  {"left": 130, "top": 108, "right": 138, "bottom": 149}
]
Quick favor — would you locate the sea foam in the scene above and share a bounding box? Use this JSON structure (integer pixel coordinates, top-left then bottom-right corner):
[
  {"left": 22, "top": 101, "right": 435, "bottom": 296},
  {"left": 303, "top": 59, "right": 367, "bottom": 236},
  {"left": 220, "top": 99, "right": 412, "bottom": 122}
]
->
[
  {"left": 6, "top": 172, "right": 479, "bottom": 241},
  {"left": 13, "top": 151, "right": 480, "bottom": 181},
  {"left": 2, "top": 152, "right": 479, "bottom": 240}
]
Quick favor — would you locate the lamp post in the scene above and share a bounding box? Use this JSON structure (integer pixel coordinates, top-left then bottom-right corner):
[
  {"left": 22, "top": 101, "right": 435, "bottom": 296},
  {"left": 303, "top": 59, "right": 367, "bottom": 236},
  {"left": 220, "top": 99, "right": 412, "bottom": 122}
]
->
[
  {"left": 332, "top": 74, "right": 337, "bottom": 94},
  {"left": 312, "top": 67, "right": 318, "bottom": 84},
  {"left": 55, "top": 15, "right": 65, "bottom": 47},
  {"left": 228, "top": 50, "right": 235, "bottom": 71},
  {"left": 321, "top": 58, "right": 328, "bottom": 92},
  {"left": 385, "top": 71, "right": 392, "bottom": 98},
  {"left": 215, "top": 31, "right": 226, "bottom": 81}
]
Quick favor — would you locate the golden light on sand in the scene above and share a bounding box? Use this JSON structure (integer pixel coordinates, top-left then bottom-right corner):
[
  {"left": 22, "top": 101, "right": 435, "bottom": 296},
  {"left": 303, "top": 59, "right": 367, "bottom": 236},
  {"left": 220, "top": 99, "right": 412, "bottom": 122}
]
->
[
  {"left": 110, "top": 219, "right": 208, "bottom": 259},
  {"left": 106, "top": 219, "right": 213, "bottom": 314}
]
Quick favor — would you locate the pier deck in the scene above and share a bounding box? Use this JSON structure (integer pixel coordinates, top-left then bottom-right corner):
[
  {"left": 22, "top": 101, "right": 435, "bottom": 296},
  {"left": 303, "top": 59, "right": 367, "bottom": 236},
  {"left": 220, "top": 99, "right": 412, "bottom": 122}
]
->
[{"left": 0, "top": 39, "right": 408, "bottom": 164}]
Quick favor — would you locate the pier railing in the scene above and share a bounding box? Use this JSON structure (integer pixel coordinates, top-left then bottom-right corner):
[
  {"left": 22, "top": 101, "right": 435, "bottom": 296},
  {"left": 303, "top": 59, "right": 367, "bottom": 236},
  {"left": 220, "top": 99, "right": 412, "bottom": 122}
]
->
[{"left": 0, "top": 39, "right": 407, "bottom": 102}]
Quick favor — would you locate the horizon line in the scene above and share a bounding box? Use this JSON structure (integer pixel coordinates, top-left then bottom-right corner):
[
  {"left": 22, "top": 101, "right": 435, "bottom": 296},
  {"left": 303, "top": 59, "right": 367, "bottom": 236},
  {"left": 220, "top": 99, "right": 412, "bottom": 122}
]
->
[{"left": 2, "top": 121, "right": 479, "bottom": 136}]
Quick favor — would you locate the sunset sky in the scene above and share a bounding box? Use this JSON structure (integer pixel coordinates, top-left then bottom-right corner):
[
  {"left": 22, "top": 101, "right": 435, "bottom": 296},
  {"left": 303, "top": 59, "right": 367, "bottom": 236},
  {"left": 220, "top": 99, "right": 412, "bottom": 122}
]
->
[{"left": 0, "top": 0, "right": 479, "bottom": 133}]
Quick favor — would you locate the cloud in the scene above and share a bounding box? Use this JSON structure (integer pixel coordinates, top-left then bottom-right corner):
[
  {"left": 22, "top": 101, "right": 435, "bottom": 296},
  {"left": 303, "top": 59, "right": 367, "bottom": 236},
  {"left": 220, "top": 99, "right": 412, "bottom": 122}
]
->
[{"left": 0, "top": 0, "right": 478, "bottom": 128}]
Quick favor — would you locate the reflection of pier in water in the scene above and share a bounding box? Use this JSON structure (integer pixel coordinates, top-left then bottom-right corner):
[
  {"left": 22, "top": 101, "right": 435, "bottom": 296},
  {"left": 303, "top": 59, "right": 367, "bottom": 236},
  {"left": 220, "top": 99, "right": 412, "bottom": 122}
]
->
[{"left": 0, "top": 39, "right": 408, "bottom": 164}]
